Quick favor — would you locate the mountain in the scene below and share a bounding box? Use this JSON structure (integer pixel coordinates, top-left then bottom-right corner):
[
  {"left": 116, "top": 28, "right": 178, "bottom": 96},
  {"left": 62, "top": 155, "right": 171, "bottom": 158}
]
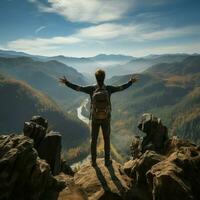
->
[
  {"left": 0, "top": 49, "right": 31, "bottom": 58},
  {"left": 106, "top": 54, "right": 190, "bottom": 77},
  {"left": 90, "top": 54, "right": 134, "bottom": 65},
  {"left": 108, "top": 55, "right": 200, "bottom": 155},
  {"left": 44, "top": 55, "right": 100, "bottom": 74},
  {"left": 0, "top": 73, "right": 89, "bottom": 149},
  {"left": 0, "top": 56, "right": 87, "bottom": 109}
]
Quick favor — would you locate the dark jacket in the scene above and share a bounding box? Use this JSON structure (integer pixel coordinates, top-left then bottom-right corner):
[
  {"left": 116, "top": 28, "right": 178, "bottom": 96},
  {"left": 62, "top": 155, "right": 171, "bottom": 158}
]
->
[{"left": 65, "top": 80, "right": 133, "bottom": 97}]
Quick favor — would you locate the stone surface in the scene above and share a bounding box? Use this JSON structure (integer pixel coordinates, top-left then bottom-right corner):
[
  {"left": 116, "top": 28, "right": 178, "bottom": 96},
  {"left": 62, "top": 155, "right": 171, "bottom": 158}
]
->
[
  {"left": 137, "top": 113, "right": 168, "bottom": 154},
  {"left": 23, "top": 117, "right": 62, "bottom": 175},
  {"left": 131, "top": 151, "right": 165, "bottom": 185},
  {"left": 37, "top": 131, "right": 62, "bottom": 175},
  {"left": 0, "top": 134, "right": 65, "bottom": 200},
  {"left": 60, "top": 159, "right": 75, "bottom": 176},
  {"left": 23, "top": 121, "right": 46, "bottom": 148},
  {"left": 30, "top": 115, "right": 48, "bottom": 131},
  {"left": 59, "top": 159, "right": 131, "bottom": 200},
  {"left": 147, "top": 146, "right": 200, "bottom": 200}
]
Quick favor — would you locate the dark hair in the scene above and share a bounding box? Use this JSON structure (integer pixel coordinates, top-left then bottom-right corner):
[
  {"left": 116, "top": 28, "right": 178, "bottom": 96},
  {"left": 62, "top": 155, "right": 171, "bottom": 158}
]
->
[{"left": 95, "top": 69, "right": 105, "bottom": 85}]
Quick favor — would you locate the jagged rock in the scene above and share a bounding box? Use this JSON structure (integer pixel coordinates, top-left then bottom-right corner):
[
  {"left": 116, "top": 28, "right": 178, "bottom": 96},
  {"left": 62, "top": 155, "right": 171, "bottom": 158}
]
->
[
  {"left": 0, "top": 134, "right": 65, "bottom": 200},
  {"left": 123, "top": 160, "right": 136, "bottom": 177},
  {"left": 37, "top": 131, "right": 62, "bottom": 175},
  {"left": 23, "top": 121, "right": 46, "bottom": 148},
  {"left": 164, "top": 136, "right": 196, "bottom": 155},
  {"left": 131, "top": 151, "right": 165, "bottom": 186},
  {"left": 23, "top": 116, "right": 62, "bottom": 175},
  {"left": 31, "top": 115, "right": 48, "bottom": 131},
  {"left": 61, "top": 159, "right": 75, "bottom": 176},
  {"left": 137, "top": 113, "right": 168, "bottom": 154},
  {"left": 146, "top": 146, "right": 200, "bottom": 200}
]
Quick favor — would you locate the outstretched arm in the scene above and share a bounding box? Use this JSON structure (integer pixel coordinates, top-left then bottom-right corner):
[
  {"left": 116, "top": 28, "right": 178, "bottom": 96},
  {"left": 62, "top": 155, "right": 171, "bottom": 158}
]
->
[
  {"left": 59, "top": 76, "right": 94, "bottom": 94},
  {"left": 109, "top": 75, "right": 139, "bottom": 93}
]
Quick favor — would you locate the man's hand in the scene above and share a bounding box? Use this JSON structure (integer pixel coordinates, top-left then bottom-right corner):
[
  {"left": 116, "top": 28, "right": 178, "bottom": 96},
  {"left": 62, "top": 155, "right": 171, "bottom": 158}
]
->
[
  {"left": 130, "top": 75, "right": 139, "bottom": 83},
  {"left": 59, "top": 76, "right": 68, "bottom": 85}
]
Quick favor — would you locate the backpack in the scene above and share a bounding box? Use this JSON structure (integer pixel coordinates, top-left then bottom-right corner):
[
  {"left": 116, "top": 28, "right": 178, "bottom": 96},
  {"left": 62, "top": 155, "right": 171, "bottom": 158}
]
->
[{"left": 91, "top": 85, "right": 111, "bottom": 120}]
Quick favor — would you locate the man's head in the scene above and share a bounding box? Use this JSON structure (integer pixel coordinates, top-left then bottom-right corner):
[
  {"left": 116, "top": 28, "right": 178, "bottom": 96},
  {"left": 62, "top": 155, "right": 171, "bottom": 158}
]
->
[{"left": 95, "top": 69, "right": 105, "bottom": 86}]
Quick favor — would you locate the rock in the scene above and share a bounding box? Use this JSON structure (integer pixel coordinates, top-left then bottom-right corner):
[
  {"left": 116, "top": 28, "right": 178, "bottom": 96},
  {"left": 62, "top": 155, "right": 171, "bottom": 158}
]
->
[
  {"left": 23, "top": 121, "right": 46, "bottom": 148},
  {"left": 61, "top": 159, "right": 75, "bottom": 176},
  {"left": 30, "top": 115, "right": 48, "bottom": 131},
  {"left": 147, "top": 146, "right": 200, "bottom": 200},
  {"left": 137, "top": 113, "right": 168, "bottom": 154},
  {"left": 37, "top": 131, "right": 62, "bottom": 175},
  {"left": 0, "top": 134, "right": 65, "bottom": 200},
  {"left": 23, "top": 116, "right": 62, "bottom": 175},
  {"left": 164, "top": 136, "right": 196, "bottom": 155},
  {"left": 72, "top": 158, "right": 132, "bottom": 200},
  {"left": 123, "top": 160, "right": 137, "bottom": 177},
  {"left": 131, "top": 151, "right": 165, "bottom": 186}
]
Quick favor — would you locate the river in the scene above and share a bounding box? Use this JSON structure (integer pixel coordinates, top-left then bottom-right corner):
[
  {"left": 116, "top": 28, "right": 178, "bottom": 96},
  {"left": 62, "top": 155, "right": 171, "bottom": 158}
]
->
[
  {"left": 77, "top": 98, "right": 90, "bottom": 125},
  {"left": 71, "top": 98, "right": 91, "bottom": 169}
]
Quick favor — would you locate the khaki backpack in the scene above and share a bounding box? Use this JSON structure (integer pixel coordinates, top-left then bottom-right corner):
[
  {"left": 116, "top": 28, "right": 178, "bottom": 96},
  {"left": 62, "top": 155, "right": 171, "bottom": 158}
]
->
[{"left": 91, "top": 85, "right": 111, "bottom": 120}]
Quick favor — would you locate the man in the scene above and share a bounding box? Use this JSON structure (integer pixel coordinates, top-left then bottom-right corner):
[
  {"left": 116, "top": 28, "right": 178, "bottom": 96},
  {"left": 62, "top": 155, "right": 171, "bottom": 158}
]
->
[{"left": 59, "top": 69, "right": 138, "bottom": 166}]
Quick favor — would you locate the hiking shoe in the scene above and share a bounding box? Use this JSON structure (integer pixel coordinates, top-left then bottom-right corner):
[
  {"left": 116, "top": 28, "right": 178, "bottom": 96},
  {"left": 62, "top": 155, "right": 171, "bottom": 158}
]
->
[{"left": 105, "top": 159, "right": 112, "bottom": 167}]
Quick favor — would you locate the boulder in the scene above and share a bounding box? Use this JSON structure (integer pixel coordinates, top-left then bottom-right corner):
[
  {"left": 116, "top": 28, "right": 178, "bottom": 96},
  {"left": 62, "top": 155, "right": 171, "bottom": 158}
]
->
[
  {"left": 23, "top": 121, "right": 46, "bottom": 148},
  {"left": 147, "top": 146, "right": 200, "bottom": 200},
  {"left": 37, "top": 131, "right": 62, "bottom": 175},
  {"left": 137, "top": 113, "right": 168, "bottom": 154},
  {"left": 60, "top": 159, "right": 75, "bottom": 176},
  {"left": 23, "top": 116, "right": 62, "bottom": 175},
  {"left": 164, "top": 136, "right": 196, "bottom": 155},
  {"left": 0, "top": 134, "right": 65, "bottom": 200},
  {"left": 123, "top": 160, "right": 137, "bottom": 177},
  {"left": 131, "top": 151, "right": 165, "bottom": 185},
  {"left": 30, "top": 115, "right": 48, "bottom": 131}
]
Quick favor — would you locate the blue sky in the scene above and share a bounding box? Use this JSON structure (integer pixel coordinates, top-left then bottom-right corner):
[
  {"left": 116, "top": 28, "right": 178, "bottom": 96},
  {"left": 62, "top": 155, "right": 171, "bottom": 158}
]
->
[{"left": 0, "top": 0, "right": 200, "bottom": 57}]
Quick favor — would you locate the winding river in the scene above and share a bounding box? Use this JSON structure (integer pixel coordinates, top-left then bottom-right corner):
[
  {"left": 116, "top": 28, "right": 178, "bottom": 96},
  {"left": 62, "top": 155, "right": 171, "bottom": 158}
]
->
[{"left": 77, "top": 98, "right": 90, "bottom": 125}]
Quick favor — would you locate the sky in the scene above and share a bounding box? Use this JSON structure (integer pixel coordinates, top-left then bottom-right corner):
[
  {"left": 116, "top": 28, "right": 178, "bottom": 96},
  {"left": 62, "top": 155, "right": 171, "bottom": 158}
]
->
[{"left": 0, "top": 0, "right": 200, "bottom": 57}]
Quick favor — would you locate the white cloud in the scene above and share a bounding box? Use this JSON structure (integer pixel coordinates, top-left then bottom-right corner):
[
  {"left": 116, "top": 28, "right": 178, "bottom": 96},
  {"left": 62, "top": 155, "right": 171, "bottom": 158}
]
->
[
  {"left": 75, "top": 23, "right": 200, "bottom": 42},
  {"left": 141, "top": 25, "right": 200, "bottom": 41},
  {"left": 2, "top": 23, "right": 200, "bottom": 56},
  {"left": 35, "top": 26, "right": 46, "bottom": 34},
  {"left": 30, "top": 0, "right": 133, "bottom": 23},
  {"left": 4, "top": 36, "right": 81, "bottom": 54},
  {"left": 76, "top": 23, "right": 139, "bottom": 40}
]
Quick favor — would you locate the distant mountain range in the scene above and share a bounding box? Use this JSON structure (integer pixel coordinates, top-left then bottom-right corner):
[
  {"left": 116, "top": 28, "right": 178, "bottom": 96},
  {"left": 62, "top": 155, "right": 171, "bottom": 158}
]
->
[
  {"left": 105, "top": 53, "right": 191, "bottom": 77},
  {"left": 1, "top": 49, "right": 198, "bottom": 78},
  {"left": 0, "top": 56, "right": 87, "bottom": 109},
  {"left": 108, "top": 55, "right": 200, "bottom": 155},
  {"left": 0, "top": 73, "right": 89, "bottom": 150}
]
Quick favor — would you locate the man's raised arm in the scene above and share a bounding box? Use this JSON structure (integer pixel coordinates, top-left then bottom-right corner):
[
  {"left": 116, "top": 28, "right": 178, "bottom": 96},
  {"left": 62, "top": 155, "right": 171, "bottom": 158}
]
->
[
  {"left": 109, "top": 75, "right": 139, "bottom": 94},
  {"left": 59, "top": 76, "right": 93, "bottom": 94}
]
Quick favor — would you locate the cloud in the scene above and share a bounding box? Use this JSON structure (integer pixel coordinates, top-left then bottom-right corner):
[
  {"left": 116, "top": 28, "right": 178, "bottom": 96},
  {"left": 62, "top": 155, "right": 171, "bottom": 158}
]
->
[
  {"left": 76, "top": 23, "right": 138, "bottom": 40},
  {"left": 35, "top": 26, "right": 46, "bottom": 34},
  {"left": 75, "top": 23, "right": 200, "bottom": 42},
  {"left": 4, "top": 36, "right": 81, "bottom": 54},
  {"left": 2, "top": 22, "right": 200, "bottom": 56},
  {"left": 29, "top": 0, "right": 133, "bottom": 23}
]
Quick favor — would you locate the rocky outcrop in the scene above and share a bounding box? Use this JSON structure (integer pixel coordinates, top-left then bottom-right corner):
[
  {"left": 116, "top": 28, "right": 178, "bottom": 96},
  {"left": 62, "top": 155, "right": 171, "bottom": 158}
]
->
[
  {"left": 58, "top": 158, "right": 132, "bottom": 200},
  {"left": 0, "top": 134, "right": 65, "bottom": 200},
  {"left": 23, "top": 116, "right": 62, "bottom": 175},
  {"left": 147, "top": 145, "right": 200, "bottom": 200},
  {"left": 123, "top": 137, "right": 200, "bottom": 200}
]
